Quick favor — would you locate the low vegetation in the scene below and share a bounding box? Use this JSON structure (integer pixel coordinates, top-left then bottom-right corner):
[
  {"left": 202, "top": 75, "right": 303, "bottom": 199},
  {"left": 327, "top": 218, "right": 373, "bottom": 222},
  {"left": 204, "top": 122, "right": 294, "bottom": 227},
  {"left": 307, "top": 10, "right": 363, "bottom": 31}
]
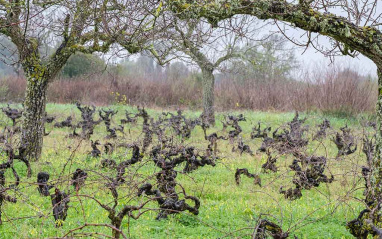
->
[{"left": 0, "top": 103, "right": 375, "bottom": 238}]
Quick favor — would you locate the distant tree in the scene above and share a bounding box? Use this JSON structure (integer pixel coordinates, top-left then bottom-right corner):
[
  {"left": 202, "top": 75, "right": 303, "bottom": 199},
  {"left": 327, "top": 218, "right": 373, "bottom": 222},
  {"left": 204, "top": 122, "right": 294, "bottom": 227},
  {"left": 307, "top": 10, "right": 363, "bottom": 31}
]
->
[
  {"left": 227, "top": 35, "right": 298, "bottom": 83},
  {"left": 61, "top": 53, "right": 106, "bottom": 79},
  {"left": 135, "top": 55, "right": 157, "bottom": 77},
  {"left": 149, "top": 13, "right": 262, "bottom": 124},
  {"left": 165, "top": 61, "right": 190, "bottom": 82},
  {"left": 113, "top": 59, "right": 136, "bottom": 77},
  {"left": 116, "top": 55, "right": 163, "bottom": 79}
]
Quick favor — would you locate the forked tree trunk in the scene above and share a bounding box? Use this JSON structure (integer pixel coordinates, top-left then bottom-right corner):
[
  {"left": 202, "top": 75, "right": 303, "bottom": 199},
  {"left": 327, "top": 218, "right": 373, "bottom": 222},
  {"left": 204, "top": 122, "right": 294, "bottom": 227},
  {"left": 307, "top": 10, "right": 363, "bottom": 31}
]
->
[
  {"left": 21, "top": 76, "right": 48, "bottom": 161},
  {"left": 201, "top": 67, "right": 215, "bottom": 125}
]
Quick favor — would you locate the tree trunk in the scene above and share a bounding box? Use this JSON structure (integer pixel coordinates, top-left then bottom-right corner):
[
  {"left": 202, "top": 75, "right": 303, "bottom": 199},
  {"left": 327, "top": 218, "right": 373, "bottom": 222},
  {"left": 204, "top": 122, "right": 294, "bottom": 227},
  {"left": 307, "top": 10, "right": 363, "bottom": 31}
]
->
[
  {"left": 348, "top": 66, "right": 382, "bottom": 238},
  {"left": 21, "top": 76, "right": 48, "bottom": 161},
  {"left": 372, "top": 65, "right": 382, "bottom": 215},
  {"left": 201, "top": 67, "right": 215, "bottom": 125},
  {"left": 112, "top": 220, "right": 122, "bottom": 239}
]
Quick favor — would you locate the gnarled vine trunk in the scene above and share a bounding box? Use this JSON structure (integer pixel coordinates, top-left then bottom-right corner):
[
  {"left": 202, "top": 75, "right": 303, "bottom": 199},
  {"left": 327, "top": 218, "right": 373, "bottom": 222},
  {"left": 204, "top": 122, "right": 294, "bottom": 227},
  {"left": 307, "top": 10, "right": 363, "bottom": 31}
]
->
[
  {"left": 21, "top": 75, "right": 49, "bottom": 161},
  {"left": 201, "top": 66, "right": 215, "bottom": 125},
  {"left": 112, "top": 220, "right": 122, "bottom": 239}
]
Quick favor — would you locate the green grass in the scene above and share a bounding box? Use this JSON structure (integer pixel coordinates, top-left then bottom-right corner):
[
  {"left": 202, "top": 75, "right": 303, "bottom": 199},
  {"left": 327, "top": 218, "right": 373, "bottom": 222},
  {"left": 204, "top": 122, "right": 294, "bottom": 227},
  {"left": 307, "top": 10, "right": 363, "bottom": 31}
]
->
[{"left": 0, "top": 103, "right": 370, "bottom": 238}]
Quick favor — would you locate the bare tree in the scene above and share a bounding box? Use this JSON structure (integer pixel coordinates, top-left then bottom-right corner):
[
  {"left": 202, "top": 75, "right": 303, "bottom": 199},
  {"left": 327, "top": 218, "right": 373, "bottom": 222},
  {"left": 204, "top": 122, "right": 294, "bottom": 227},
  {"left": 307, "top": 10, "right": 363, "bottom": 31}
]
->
[
  {"left": 148, "top": 12, "right": 263, "bottom": 124},
  {"left": 168, "top": 0, "right": 382, "bottom": 236},
  {"left": 0, "top": 0, "right": 159, "bottom": 160}
]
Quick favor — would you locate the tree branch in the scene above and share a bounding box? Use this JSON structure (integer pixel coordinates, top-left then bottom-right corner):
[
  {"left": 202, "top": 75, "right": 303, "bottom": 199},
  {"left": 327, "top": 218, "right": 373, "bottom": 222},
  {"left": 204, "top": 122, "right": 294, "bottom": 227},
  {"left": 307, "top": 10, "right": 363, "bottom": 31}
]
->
[
  {"left": 214, "top": 50, "right": 241, "bottom": 68},
  {"left": 170, "top": 0, "right": 382, "bottom": 66}
]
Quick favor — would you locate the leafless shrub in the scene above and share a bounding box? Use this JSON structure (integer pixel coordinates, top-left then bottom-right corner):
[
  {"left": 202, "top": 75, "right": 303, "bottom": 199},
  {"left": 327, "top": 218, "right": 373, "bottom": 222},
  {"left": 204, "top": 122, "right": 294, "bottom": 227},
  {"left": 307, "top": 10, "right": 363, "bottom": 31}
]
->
[
  {"left": 1, "top": 66, "right": 375, "bottom": 115},
  {"left": 235, "top": 168, "right": 261, "bottom": 186}
]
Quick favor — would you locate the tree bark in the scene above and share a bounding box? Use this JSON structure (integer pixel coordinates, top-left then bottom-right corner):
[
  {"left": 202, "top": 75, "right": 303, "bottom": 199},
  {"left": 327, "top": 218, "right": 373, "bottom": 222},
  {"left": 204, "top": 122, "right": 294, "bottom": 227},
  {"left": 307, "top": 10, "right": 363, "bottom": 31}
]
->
[
  {"left": 201, "top": 66, "right": 215, "bottom": 125},
  {"left": 112, "top": 220, "right": 122, "bottom": 239},
  {"left": 372, "top": 65, "right": 382, "bottom": 214},
  {"left": 347, "top": 66, "right": 382, "bottom": 237},
  {"left": 363, "top": 65, "right": 382, "bottom": 237},
  {"left": 21, "top": 75, "right": 48, "bottom": 161},
  {"left": 374, "top": 66, "right": 382, "bottom": 191}
]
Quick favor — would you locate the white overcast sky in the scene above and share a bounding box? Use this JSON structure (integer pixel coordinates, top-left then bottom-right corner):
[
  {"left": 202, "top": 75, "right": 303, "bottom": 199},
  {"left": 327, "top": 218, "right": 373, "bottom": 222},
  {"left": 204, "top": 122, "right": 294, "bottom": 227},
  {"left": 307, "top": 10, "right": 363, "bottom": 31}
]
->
[
  {"left": 279, "top": 2, "right": 381, "bottom": 78},
  {"left": 295, "top": 40, "right": 377, "bottom": 77}
]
